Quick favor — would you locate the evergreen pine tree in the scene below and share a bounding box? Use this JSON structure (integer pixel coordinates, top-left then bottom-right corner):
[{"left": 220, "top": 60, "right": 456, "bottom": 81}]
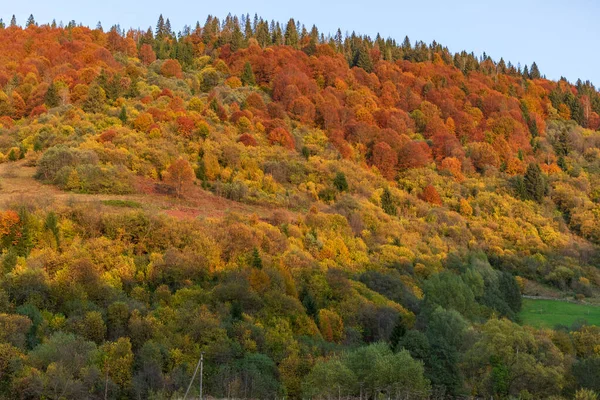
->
[
  {"left": 155, "top": 14, "right": 165, "bottom": 37},
  {"left": 241, "top": 62, "right": 256, "bottom": 86},
  {"left": 333, "top": 172, "right": 348, "bottom": 192},
  {"left": 524, "top": 163, "right": 547, "bottom": 203},
  {"left": 530, "top": 62, "right": 541, "bottom": 79},
  {"left": 44, "top": 82, "right": 60, "bottom": 108},
  {"left": 523, "top": 65, "right": 530, "bottom": 79},
  {"left": 251, "top": 247, "right": 263, "bottom": 269},
  {"left": 44, "top": 211, "right": 60, "bottom": 249},
  {"left": 389, "top": 315, "right": 407, "bottom": 352},
  {"left": 284, "top": 18, "right": 298, "bottom": 48},
  {"left": 381, "top": 188, "right": 397, "bottom": 216},
  {"left": 0, "top": 19, "right": 4, "bottom": 29},
  {"left": 119, "top": 106, "right": 127, "bottom": 124},
  {"left": 10, "top": 15, "right": 17, "bottom": 27},
  {"left": 355, "top": 46, "right": 373, "bottom": 73}
]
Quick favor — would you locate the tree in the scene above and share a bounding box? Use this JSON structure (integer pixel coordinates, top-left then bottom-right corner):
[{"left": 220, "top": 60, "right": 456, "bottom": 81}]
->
[
  {"left": 163, "top": 158, "right": 195, "bottom": 197},
  {"left": 419, "top": 185, "right": 442, "bottom": 206},
  {"left": 26, "top": 14, "right": 35, "bottom": 28},
  {"left": 355, "top": 46, "right": 373, "bottom": 73},
  {"left": 241, "top": 61, "right": 256, "bottom": 86},
  {"left": 524, "top": 163, "right": 547, "bottom": 202},
  {"left": 372, "top": 142, "right": 398, "bottom": 179},
  {"left": 44, "top": 82, "right": 60, "bottom": 108},
  {"left": 381, "top": 187, "right": 396, "bottom": 216},
  {"left": 333, "top": 171, "right": 348, "bottom": 192},
  {"left": 302, "top": 357, "right": 356, "bottom": 399},
  {"left": 530, "top": 62, "right": 541, "bottom": 79},
  {"left": 284, "top": 19, "right": 299, "bottom": 48},
  {"left": 250, "top": 247, "right": 263, "bottom": 269},
  {"left": 118, "top": 106, "right": 127, "bottom": 124},
  {"left": 10, "top": 15, "right": 17, "bottom": 27},
  {"left": 139, "top": 44, "right": 156, "bottom": 65},
  {"left": 82, "top": 84, "right": 106, "bottom": 113}
]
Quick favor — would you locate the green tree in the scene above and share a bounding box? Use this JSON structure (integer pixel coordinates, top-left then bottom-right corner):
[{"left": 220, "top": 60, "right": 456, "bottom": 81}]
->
[
  {"left": 381, "top": 188, "right": 396, "bottom": 216},
  {"left": 241, "top": 61, "right": 256, "bottom": 86},
  {"left": 251, "top": 247, "right": 263, "bottom": 269},
  {"left": 333, "top": 171, "right": 348, "bottom": 192},
  {"left": 524, "top": 163, "right": 547, "bottom": 203},
  {"left": 26, "top": 14, "right": 35, "bottom": 27},
  {"left": 284, "top": 19, "right": 299, "bottom": 48},
  {"left": 302, "top": 357, "right": 356, "bottom": 399},
  {"left": 530, "top": 62, "right": 541, "bottom": 79},
  {"left": 44, "top": 211, "right": 60, "bottom": 249},
  {"left": 44, "top": 82, "right": 60, "bottom": 108},
  {"left": 355, "top": 46, "right": 373, "bottom": 73},
  {"left": 82, "top": 84, "right": 106, "bottom": 113},
  {"left": 118, "top": 105, "right": 127, "bottom": 124}
]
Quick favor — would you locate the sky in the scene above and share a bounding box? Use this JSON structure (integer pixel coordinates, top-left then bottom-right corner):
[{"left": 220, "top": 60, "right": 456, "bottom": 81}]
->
[{"left": 4, "top": 0, "right": 600, "bottom": 85}]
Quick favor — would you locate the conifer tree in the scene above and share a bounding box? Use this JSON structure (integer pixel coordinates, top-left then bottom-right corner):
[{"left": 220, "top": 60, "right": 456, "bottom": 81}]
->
[
  {"left": 44, "top": 82, "right": 60, "bottom": 108},
  {"left": 530, "top": 62, "right": 541, "bottom": 79},
  {"left": 524, "top": 163, "right": 547, "bottom": 203},
  {"left": 241, "top": 62, "right": 256, "bottom": 86},
  {"left": 10, "top": 15, "right": 17, "bottom": 27},
  {"left": 251, "top": 247, "right": 263, "bottom": 269},
  {"left": 155, "top": 14, "right": 165, "bottom": 37},
  {"left": 119, "top": 106, "right": 127, "bottom": 124},
  {"left": 284, "top": 19, "right": 298, "bottom": 48},
  {"left": 355, "top": 46, "right": 373, "bottom": 73},
  {"left": 381, "top": 188, "right": 397, "bottom": 216},
  {"left": 0, "top": 19, "right": 4, "bottom": 29},
  {"left": 333, "top": 172, "right": 348, "bottom": 192}
]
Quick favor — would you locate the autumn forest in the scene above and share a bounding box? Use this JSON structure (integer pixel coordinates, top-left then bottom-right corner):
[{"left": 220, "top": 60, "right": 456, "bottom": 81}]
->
[{"left": 0, "top": 12, "right": 599, "bottom": 399}]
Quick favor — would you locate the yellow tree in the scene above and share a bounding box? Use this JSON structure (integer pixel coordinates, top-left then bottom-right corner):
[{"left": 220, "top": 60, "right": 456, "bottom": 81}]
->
[{"left": 164, "top": 157, "right": 195, "bottom": 198}]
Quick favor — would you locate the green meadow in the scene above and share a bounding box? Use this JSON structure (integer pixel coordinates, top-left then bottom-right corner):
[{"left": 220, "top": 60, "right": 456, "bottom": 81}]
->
[{"left": 520, "top": 298, "right": 600, "bottom": 329}]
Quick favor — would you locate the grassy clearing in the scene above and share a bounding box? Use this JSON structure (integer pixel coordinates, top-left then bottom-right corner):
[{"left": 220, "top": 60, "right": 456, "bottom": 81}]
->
[
  {"left": 520, "top": 298, "right": 600, "bottom": 329},
  {"left": 101, "top": 199, "right": 143, "bottom": 208}
]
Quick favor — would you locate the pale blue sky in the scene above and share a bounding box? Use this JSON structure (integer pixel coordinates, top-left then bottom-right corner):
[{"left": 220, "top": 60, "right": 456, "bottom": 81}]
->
[{"left": 4, "top": 0, "right": 599, "bottom": 85}]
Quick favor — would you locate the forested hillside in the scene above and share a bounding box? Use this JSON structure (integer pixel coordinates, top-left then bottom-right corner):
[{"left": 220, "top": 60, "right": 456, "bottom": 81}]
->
[{"left": 0, "top": 13, "right": 599, "bottom": 399}]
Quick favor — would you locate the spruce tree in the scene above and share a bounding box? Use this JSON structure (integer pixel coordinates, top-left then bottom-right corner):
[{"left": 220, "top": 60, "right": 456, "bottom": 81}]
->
[
  {"left": 241, "top": 62, "right": 256, "bottom": 86},
  {"left": 26, "top": 14, "right": 35, "bottom": 28},
  {"left": 389, "top": 316, "right": 407, "bottom": 352},
  {"left": 355, "top": 46, "right": 373, "bottom": 73},
  {"left": 119, "top": 106, "right": 127, "bottom": 124},
  {"left": 381, "top": 188, "right": 397, "bottom": 216},
  {"left": 0, "top": 19, "right": 4, "bottom": 29},
  {"left": 10, "top": 15, "right": 17, "bottom": 27},
  {"left": 524, "top": 163, "right": 547, "bottom": 203},
  {"left": 44, "top": 82, "right": 60, "bottom": 108},
  {"left": 250, "top": 247, "right": 263, "bottom": 269},
  {"left": 530, "top": 62, "right": 541, "bottom": 79},
  {"left": 333, "top": 172, "right": 348, "bottom": 192},
  {"left": 284, "top": 19, "right": 298, "bottom": 48},
  {"left": 155, "top": 14, "right": 165, "bottom": 37}
]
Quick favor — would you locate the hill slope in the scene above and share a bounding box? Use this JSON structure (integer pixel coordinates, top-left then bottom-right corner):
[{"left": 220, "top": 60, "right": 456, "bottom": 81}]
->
[{"left": 0, "top": 15, "right": 599, "bottom": 399}]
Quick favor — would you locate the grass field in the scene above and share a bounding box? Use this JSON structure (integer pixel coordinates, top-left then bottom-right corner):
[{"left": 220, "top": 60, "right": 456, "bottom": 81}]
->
[{"left": 520, "top": 298, "right": 600, "bottom": 329}]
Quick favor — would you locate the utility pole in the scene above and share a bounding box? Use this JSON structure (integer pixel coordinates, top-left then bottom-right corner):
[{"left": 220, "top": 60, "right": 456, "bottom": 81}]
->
[
  {"left": 199, "top": 352, "right": 204, "bottom": 400},
  {"left": 183, "top": 352, "right": 205, "bottom": 400}
]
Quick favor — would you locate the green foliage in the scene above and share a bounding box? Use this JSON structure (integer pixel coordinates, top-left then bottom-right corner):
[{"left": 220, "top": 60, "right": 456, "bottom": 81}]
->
[
  {"left": 333, "top": 171, "right": 348, "bottom": 192},
  {"left": 241, "top": 61, "right": 256, "bottom": 86},
  {"left": 524, "top": 163, "right": 548, "bottom": 203},
  {"left": 380, "top": 187, "right": 396, "bottom": 216}
]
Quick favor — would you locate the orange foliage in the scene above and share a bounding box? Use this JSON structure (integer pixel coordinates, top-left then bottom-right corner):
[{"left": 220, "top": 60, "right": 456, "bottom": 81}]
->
[
  {"left": 268, "top": 127, "right": 295, "bottom": 150},
  {"left": 419, "top": 185, "right": 442, "bottom": 205},
  {"left": 160, "top": 59, "right": 183, "bottom": 79}
]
